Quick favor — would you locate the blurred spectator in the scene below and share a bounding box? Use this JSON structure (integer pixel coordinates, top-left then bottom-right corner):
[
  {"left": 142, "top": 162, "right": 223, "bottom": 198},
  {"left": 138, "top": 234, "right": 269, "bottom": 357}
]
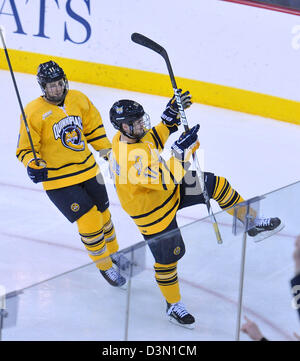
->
[
  {"left": 241, "top": 235, "right": 300, "bottom": 341},
  {"left": 289, "top": 0, "right": 300, "bottom": 9},
  {"left": 241, "top": 316, "right": 268, "bottom": 341},
  {"left": 291, "top": 235, "right": 300, "bottom": 320},
  {"left": 241, "top": 316, "right": 300, "bottom": 341},
  {"left": 248, "top": 0, "right": 300, "bottom": 11}
]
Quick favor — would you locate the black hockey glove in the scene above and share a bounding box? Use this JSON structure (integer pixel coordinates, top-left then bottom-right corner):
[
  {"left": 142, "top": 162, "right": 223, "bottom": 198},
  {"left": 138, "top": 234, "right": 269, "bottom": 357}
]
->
[
  {"left": 27, "top": 158, "right": 48, "bottom": 183},
  {"left": 161, "top": 90, "right": 192, "bottom": 133},
  {"left": 171, "top": 124, "right": 200, "bottom": 162}
]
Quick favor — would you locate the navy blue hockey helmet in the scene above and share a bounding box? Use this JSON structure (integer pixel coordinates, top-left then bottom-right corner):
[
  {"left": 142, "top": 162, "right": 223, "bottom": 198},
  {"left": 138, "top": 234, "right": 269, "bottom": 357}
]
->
[
  {"left": 109, "top": 99, "right": 150, "bottom": 139},
  {"left": 37, "top": 60, "right": 69, "bottom": 101}
]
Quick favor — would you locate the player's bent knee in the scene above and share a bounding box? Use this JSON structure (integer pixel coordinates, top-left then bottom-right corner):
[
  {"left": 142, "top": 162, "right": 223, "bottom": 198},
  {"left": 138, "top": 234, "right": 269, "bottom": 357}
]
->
[
  {"left": 148, "top": 233, "right": 185, "bottom": 264},
  {"left": 76, "top": 205, "right": 102, "bottom": 234}
]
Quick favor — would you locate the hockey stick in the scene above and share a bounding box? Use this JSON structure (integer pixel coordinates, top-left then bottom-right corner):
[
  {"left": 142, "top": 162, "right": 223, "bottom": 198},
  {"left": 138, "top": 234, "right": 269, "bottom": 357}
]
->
[
  {"left": 131, "top": 32, "right": 222, "bottom": 244},
  {"left": 0, "top": 27, "right": 39, "bottom": 166}
]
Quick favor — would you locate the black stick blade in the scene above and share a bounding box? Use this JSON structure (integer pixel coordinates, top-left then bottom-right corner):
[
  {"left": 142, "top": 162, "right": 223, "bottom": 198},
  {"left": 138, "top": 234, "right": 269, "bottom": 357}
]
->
[{"left": 131, "top": 33, "right": 166, "bottom": 56}]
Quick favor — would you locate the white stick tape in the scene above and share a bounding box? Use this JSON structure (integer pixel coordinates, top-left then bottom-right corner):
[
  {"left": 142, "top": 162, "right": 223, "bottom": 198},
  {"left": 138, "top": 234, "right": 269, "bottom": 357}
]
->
[{"left": 0, "top": 25, "right": 7, "bottom": 48}]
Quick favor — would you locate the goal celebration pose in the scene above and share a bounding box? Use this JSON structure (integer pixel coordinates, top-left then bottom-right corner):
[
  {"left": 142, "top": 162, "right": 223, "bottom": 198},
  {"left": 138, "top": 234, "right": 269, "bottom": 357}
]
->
[{"left": 108, "top": 93, "right": 282, "bottom": 328}]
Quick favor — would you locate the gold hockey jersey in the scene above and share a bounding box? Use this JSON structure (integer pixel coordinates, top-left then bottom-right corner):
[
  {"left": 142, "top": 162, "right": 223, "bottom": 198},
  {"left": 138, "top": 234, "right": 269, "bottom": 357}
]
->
[
  {"left": 16, "top": 90, "right": 111, "bottom": 190},
  {"left": 110, "top": 122, "right": 186, "bottom": 235}
]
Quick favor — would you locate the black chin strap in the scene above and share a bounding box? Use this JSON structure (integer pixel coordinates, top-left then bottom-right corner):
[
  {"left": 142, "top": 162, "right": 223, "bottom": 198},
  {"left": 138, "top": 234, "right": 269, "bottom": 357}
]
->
[
  {"left": 120, "top": 120, "right": 148, "bottom": 141},
  {"left": 120, "top": 124, "right": 136, "bottom": 140}
]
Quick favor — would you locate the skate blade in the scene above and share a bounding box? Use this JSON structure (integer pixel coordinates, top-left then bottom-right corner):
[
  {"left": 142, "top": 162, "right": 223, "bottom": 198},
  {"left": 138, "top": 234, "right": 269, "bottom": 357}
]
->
[
  {"left": 253, "top": 222, "right": 285, "bottom": 243},
  {"left": 168, "top": 316, "right": 195, "bottom": 330}
]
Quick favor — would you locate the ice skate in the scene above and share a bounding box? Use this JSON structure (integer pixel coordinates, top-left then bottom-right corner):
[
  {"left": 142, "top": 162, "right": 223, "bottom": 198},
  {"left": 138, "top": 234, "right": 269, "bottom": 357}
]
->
[
  {"left": 247, "top": 217, "right": 284, "bottom": 242},
  {"left": 100, "top": 265, "right": 127, "bottom": 288},
  {"left": 166, "top": 301, "right": 195, "bottom": 329}
]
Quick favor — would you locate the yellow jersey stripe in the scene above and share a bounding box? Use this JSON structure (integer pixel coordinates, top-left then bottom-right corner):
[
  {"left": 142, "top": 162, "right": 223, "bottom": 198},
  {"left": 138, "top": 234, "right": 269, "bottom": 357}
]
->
[
  {"left": 152, "top": 127, "right": 164, "bottom": 149},
  {"left": 136, "top": 199, "right": 179, "bottom": 228},
  {"left": 47, "top": 152, "right": 93, "bottom": 171},
  {"left": 131, "top": 184, "right": 178, "bottom": 219},
  {"left": 47, "top": 162, "right": 97, "bottom": 181},
  {"left": 87, "top": 134, "right": 107, "bottom": 143},
  {"left": 84, "top": 124, "right": 104, "bottom": 137}
]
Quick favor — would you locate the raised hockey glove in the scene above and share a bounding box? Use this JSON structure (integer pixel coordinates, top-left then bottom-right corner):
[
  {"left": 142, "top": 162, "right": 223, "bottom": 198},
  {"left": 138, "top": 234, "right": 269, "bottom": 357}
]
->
[
  {"left": 171, "top": 124, "right": 200, "bottom": 162},
  {"left": 27, "top": 158, "right": 48, "bottom": 183},
  {"left": 99, "top": 148, "right": 111, "bottom": 162},
  {"left": 161, "top": 90, "right": 192, "bottom": 132}
]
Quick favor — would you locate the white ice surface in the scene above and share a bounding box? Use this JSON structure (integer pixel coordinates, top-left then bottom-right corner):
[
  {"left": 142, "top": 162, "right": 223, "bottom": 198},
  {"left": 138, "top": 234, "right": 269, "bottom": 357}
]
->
[{"left": 0, "top": 70, "right": 299, "bottom": 340}]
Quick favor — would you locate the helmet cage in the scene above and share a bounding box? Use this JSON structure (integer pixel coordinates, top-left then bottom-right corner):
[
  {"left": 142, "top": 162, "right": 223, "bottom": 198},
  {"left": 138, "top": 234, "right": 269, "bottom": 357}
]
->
[
  {"left": 110, "top": 100, "right": 151, "bottom": 140},
  {"left": 121, "top": 113, "right": 151, "bottom": 140}
]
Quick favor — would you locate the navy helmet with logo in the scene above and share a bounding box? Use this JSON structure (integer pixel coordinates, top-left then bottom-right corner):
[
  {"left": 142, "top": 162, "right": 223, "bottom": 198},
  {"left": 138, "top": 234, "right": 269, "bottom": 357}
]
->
[
  {"left": 109, "top": 99, "right": 150, "bottom": 139},
  {"left": 37, "top": 60, "right": 69, "bottom": 102}
]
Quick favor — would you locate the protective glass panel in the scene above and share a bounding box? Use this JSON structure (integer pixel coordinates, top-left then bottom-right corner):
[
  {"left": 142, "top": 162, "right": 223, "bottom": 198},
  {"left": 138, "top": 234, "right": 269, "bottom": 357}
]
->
[
  {"left": 240, "top": 181, "right": 300, "bottom": 341},
  {"left": 1, "top": 259, "right": 128, "bottom": 341},
  {"left": 126, "top": 210, "right": 244, "bottom": 340},
  {"left": 1, "top": 181, "right": 299, "bottom": 341}
]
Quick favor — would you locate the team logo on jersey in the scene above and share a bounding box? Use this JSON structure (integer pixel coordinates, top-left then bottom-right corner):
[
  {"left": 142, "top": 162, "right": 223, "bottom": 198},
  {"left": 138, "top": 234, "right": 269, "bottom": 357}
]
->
[
  {"left": 71, "top": 203, "right": 80, "bottom": 212},
  {"left": 173, "top": 246, "right": 181, "bottom": 256},
  {"left": 62, "top": 125, "right": 85, "bottom": 151},
  {"left": 53, "top": 116, "right": 85, "bottom": 151}
]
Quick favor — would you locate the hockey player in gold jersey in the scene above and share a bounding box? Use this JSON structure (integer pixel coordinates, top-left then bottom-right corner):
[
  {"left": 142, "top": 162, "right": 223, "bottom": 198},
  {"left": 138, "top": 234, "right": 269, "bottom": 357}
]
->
[
  {"left": 108, "top": 93, "right": 282, "bottom": 328},
  {"left": 16, "top": 60, "right": 126, "bottom": 287}
]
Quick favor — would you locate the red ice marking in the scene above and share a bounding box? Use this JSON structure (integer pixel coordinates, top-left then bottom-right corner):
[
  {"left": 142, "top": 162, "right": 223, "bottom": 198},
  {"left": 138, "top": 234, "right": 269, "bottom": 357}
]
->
[
  {"left": 0, "top": 182, "right": 296, "bottom": 240},
  {"left": 180, "top": 275, "right": 294, "bottom": 340}
]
